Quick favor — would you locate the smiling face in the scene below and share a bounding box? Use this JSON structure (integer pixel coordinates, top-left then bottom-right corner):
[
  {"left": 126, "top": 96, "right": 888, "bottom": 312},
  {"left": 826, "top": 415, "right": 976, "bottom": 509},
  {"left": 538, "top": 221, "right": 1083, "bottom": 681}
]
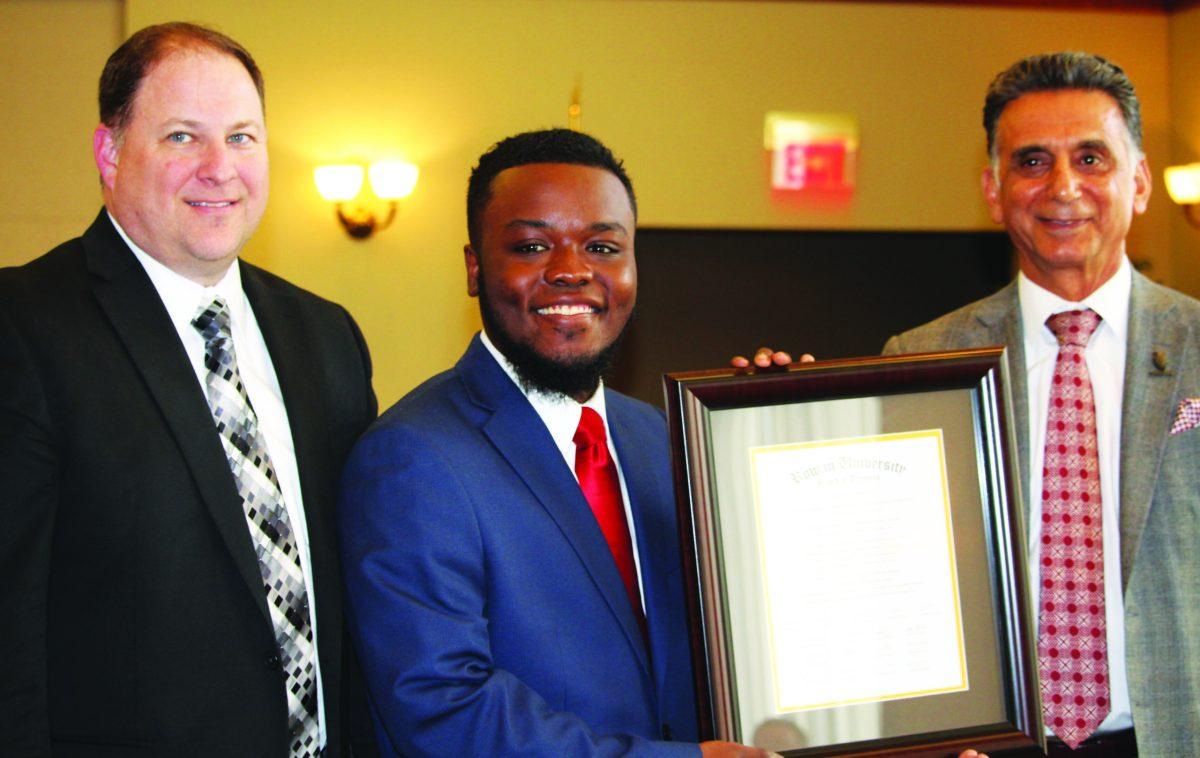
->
[
  {"left": 983, "top": 89, "right": 1150, "bottom": 301},
  {"left": 465, "top": 162, "right": 636, "bottom": 401},
  {"left": 94, "top": 48, "right": 267, "bottom": 285}
]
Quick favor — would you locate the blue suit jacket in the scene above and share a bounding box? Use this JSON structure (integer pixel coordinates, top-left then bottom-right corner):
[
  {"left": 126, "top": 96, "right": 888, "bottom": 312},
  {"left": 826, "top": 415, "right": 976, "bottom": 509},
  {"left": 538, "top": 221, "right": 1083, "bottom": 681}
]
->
[{"left": 339, "top": 335, "right": 699, "bottom": 756}]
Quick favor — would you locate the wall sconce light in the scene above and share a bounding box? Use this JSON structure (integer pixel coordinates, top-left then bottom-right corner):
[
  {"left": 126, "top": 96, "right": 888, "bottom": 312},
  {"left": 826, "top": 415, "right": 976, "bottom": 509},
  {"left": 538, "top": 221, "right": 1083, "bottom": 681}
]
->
[
  {"left": 1165, "top": 163, "right": 1200, "bottom": 229},
  {"left": 314, "top": 160, "right": 418, "bottom": 239}
]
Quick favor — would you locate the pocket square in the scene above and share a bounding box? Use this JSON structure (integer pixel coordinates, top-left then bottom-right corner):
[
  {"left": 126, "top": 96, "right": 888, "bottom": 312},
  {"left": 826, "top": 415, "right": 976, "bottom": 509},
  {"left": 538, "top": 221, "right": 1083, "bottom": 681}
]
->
[{"left": 1170, "top": 397, "right": 1200, "bottom": 435}]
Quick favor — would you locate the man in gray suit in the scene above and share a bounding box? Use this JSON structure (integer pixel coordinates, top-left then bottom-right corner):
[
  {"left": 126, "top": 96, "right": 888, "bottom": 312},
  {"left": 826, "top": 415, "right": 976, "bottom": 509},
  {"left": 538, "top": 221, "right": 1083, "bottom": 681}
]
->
[{"left": 885, "top": 52, "right": 1199, "bottom": 756}]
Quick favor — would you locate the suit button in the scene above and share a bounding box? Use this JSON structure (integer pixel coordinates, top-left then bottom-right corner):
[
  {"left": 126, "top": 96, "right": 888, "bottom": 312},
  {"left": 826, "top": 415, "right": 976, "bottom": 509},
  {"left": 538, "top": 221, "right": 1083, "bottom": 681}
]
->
[
  {"left": 661, "top": 723, "right": 674, "bottom": 741},
  {"left": 264, "top": 651, "right": 281, "bottom": 670}
]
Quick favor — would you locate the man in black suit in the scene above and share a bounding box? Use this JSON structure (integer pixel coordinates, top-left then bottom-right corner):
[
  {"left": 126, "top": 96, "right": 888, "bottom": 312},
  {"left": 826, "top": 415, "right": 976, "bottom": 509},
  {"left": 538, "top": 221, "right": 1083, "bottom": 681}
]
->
[{"left": 0, "top": 23, "right": 377, "bottom": 756}]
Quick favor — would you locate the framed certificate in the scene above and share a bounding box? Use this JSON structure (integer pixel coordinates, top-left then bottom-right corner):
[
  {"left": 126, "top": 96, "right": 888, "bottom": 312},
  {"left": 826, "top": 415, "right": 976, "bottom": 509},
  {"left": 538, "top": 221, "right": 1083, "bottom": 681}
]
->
[{"left": 664, "top": 348, "right": 1043, "bottom": 756}]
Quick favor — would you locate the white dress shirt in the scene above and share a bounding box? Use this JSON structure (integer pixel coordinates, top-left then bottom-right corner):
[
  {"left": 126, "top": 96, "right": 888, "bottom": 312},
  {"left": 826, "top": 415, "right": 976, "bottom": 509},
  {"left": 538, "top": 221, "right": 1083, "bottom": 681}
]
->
[
  {"left": 480, "top": 331, "right": 646, "bottom": 605},
  {"left": 112, "top": 214, "right": 327, "bottom": 746},
  {"left": 1019, "top": 256, "right": 1133, "bottom": 735}
]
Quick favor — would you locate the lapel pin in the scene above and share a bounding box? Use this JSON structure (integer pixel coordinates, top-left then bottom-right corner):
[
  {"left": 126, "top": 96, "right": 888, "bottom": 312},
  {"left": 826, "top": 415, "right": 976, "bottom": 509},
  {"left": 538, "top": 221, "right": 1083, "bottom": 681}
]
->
[{"left": 1151, "top": 350, "right": 1171, "bottom": 375}]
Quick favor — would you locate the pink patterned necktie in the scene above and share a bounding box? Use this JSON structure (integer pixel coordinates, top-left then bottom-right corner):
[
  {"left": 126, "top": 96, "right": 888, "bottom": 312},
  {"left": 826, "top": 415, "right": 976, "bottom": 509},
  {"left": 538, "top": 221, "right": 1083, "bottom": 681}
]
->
[{"left": 1037, "top": 308, "right": 1109, "bottom": 748}]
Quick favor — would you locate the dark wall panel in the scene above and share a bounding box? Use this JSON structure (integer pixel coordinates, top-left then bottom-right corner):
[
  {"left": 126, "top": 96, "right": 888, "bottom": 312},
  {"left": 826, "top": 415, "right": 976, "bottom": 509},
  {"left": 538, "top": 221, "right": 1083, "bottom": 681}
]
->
[{"left": 608, "top": 228, "right": 1014, "bottom": 406}]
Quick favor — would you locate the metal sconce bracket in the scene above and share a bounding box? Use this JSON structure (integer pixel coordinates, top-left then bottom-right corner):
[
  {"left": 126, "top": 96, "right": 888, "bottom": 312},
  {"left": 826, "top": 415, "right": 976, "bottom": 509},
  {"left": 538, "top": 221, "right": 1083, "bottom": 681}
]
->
[{"left": 335, "top": 201, "right": 398, "bottom": 240}]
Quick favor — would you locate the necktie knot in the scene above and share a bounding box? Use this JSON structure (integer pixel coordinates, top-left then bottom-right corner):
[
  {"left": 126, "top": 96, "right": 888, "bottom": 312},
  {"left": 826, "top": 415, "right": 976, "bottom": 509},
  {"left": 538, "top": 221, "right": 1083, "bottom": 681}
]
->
[
  {"left": 573, "top": 406, "right": 607, "bottom": 450},
  {"left": 193, "top": 297, "right": 233, "bottom": 346},
  {"left": 1046, "top": 308, "right": 1101, "bottom": 347}
]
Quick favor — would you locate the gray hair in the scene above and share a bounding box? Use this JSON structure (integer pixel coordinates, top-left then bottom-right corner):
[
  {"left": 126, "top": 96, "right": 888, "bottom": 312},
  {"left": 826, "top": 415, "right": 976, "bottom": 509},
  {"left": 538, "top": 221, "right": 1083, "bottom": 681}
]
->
[{"left": 983, "top": 51, "right": 1142, "bottom": 165}]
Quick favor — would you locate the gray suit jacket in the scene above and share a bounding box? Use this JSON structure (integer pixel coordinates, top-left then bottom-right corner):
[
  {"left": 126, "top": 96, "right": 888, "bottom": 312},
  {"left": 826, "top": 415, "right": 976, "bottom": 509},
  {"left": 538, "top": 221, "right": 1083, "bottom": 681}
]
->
[{"left": 884, "top": 270, "right": 1200, "bottom": 756}]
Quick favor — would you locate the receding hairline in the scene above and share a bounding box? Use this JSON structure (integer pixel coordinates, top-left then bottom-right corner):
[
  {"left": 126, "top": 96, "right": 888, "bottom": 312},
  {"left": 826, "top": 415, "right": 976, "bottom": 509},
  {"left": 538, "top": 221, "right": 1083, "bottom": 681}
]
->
[{"left": 100, "top": 23, "right": 265, "bottom": 136}]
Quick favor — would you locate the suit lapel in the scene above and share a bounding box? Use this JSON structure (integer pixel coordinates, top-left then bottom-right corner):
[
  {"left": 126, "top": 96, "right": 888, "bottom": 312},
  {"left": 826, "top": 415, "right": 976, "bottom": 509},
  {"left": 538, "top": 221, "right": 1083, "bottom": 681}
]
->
[
  {"left": 973, "top": 283, "right": 1032, "bottom": 522},
  {"left": 458, "top": 338, "right": 652, "bottom": 675},
  {"left": 238, "top": 263, "right": 343, "bottom": 628},
  {"left": 607, "top": 401, "right": 674, "bottom": 700},
  {"left": 1118, "top": 272, "right": 1185, "bottom": 591},
  {"left": 243, "top": 266, "right": 346, "bottom": 682},
  {"left": 84, "top": 214, "right": 272, "bottom": 627},
  {"left": 242, "top": 266, "right": 338, "bottom": 588}
]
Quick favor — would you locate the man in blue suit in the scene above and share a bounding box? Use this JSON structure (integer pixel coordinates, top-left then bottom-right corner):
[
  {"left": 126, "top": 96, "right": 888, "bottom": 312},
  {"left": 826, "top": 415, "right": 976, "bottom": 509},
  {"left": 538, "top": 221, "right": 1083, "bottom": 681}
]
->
[{"left": 339, "top": 130, "right": 768, "bottom": 757}]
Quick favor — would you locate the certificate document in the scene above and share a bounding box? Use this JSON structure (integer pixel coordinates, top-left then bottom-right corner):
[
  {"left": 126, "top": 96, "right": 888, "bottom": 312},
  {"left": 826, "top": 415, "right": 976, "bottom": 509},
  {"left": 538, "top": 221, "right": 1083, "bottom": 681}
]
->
[{"left": 749, "top": 429, "right": 968, "bottom": 712}]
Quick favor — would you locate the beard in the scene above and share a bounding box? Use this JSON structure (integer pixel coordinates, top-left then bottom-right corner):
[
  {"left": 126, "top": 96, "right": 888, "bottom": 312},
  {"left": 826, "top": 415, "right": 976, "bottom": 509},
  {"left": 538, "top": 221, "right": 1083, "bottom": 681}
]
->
[{"left": 478, "top": 277, "right": 631, "bottom": 401}]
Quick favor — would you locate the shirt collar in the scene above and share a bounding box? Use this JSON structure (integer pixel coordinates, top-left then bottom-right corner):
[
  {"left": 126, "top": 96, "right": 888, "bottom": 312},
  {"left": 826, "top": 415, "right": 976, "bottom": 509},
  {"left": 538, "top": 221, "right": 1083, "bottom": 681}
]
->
[
  {"left": 478, "top": 329, "right": 609, "bottom": 444},
  {"left": 109, "top": 211, "right": 248, "bottom": 332},
  {"left": 1018, "top": 255, "right": 1131, "bottom": 346}
]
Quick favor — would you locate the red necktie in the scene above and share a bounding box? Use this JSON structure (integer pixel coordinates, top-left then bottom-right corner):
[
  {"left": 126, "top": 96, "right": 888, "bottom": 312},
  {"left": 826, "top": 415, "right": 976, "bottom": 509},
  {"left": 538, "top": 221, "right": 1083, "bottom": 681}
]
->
[
  {"left": 1037, "top": 309, "right": 1109, "bottom": 748},
  {"left": 573, "top": 407, "right": 645, "bottom": 630}
]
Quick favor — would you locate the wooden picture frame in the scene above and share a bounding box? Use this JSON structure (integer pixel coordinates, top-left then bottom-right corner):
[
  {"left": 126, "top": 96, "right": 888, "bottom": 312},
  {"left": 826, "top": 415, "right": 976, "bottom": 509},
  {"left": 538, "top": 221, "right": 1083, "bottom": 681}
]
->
[{"left": 664, "top": 348, "right": 1043, "bottom": 756}]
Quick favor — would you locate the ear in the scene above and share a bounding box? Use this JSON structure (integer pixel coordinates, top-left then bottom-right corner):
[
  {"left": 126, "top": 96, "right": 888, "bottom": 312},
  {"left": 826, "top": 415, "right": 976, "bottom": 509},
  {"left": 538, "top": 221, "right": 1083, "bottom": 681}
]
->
[
  {"left": 93, "top": 124, "right": 119, "bottom": 189},
  {"left": 980, "top": 165, "right": 1005, "bottom": 225},
  {"left": 464, "top": 244, "right": 481, "bottom": 298},
  {"left": 1132, "top": 155, "right": 1152, "bottom": 216}
]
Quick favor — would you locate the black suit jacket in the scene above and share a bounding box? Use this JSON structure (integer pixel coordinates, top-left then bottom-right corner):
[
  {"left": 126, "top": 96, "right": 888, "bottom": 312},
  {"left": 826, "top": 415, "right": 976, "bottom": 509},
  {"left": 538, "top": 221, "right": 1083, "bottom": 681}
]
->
[{"left": 0, "top": 211, "right": 378, "bottom": 756}]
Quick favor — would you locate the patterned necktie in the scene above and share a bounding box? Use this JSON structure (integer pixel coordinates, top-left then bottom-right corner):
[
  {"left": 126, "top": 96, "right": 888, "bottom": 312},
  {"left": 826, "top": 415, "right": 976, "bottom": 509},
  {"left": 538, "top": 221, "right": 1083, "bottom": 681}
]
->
[
  {"left": 573, "top": 407, "right": 646, "bottom": 634},
  {"left": 192, "top": 298, "right": 319, "bottom": 758},
  {"left": 1037, "top": 308, "right": 1109, "bottom": 748}
]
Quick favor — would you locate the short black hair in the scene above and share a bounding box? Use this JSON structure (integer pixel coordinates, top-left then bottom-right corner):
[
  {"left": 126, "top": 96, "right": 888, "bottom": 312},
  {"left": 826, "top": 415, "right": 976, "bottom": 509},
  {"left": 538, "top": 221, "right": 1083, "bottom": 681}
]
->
[
  {"left": 983, "top": 51, "right": 1141, "bottom": 160},
  {"left": 466, "top": 129, "right": 636, "bottom": 249},
  {"left": 100, "top": 22, "right": 264, "bottom": 138}
]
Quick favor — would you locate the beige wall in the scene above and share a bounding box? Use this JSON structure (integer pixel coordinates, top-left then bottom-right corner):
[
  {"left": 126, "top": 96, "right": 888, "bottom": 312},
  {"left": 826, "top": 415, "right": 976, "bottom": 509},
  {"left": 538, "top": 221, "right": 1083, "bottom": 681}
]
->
[
  {"left": 1169, "top": 6, "right": 1200, "bottom": 296},
  {"left": 2, "top": 1, "right": 1189, "bottom": 404},
  {"left": 0, "top": 0, "right": 122, "bottom": 264}
]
